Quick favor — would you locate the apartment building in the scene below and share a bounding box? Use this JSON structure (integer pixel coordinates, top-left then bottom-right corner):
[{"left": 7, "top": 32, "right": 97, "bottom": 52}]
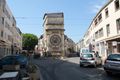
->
[
  {"left": 64, "top": 35, "right": 76, "bottom": 56},
  {"left": 36, "top": 35, "right": 44, "bottom": 56},
  {"left": 76, "top": 39, "right": 85, "bottom": 53},
  {"left": 80, "top": 0, "right": 120, "bottom": 61},
  {"left": 0, "top": 0, "right": 22, "bottom": 58}
]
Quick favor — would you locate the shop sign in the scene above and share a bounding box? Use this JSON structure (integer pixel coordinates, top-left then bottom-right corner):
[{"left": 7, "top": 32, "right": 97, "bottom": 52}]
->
[{"left": 112, "top": 41, "right": 117, "bottom": 46}]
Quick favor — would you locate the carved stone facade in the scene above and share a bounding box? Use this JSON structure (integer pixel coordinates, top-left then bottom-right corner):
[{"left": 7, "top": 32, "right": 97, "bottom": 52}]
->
[{"left": 43, "top": 13, "right": 65, "bottom": 57}]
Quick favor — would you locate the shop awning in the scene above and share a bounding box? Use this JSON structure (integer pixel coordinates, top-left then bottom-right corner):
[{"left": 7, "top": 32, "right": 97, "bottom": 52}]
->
[{"left": 103, "top": 35, "right": 120, "bottom": 41}]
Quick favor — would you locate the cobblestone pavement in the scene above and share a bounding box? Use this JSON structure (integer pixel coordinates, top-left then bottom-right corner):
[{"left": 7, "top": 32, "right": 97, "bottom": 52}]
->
[{"left": 33, "top": 57, "right": 120, "bottom": 80}]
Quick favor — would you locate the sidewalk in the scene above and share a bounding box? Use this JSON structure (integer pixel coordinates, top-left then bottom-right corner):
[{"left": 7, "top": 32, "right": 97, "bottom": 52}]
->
[{"left": 35, "top": 65, "right": 43, "bottom": 80}]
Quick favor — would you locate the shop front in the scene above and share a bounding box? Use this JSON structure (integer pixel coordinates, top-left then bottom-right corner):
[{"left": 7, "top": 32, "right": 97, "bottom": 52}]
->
[{"left": 107, "top": 37, "right": 120, "bottom": 54}]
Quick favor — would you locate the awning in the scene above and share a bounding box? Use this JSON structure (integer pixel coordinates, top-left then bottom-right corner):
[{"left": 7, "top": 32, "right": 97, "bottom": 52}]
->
[
  {"left": 0, "top": 41, "right": 11, "bottom": 47},
  {"left": 0, "top": 40, "right": 6, "bottom": 46},
  {"left": 101, "top": 35, "right": 120, "bottom": 42}
]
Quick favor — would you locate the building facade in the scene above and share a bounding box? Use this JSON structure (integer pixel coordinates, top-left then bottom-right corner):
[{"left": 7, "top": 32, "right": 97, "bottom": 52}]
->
[
  {"left": 79, "top": 0, "right": 120, "bottom": 62},
  {"left": 37, "top": 34, "right": 76, "bottom": 57},
  {"left": 36, "top": 35, "right": 44, "bottom": 56},
  {"left": 36, "top": 13, "right": 76, "bottom": 57},
  {"left": 0, "top": 0, "right": 22, "bottom": 58},
  {"left": 64, "top": 35, "right": 76, "bottom": 56},
  {"left": 76, "top": 39, "right": 85, "bottom": 53},
  {"left": 43, "top": 13, "right": 65, "bottom": 57}
]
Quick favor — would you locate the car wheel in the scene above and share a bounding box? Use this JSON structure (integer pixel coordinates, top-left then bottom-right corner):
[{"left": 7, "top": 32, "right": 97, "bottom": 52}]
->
[
  {"left": 94, "top": 63, "right": 97, "bottom": 68},
  {"left": 80, "top": 63, "right": 83, "bottom": 67},
  {"left": 106, "top": 71, "right": 112, "bottom": 76}
]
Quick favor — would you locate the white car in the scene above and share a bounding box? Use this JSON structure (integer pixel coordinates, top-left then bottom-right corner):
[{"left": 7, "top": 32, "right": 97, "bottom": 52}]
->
[{"left": 80, "top": 53, "right": 102, "bottom": 67}]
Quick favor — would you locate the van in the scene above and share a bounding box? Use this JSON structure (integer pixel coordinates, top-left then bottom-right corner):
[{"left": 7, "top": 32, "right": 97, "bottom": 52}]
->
[{"left": 80, "top": 48, "right": 89, "bottom": 54}]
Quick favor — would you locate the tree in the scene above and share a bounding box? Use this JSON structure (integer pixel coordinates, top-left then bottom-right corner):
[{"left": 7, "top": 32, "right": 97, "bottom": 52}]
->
[{"left": 22, "top": 33, "right": 38, "bottom": 51}]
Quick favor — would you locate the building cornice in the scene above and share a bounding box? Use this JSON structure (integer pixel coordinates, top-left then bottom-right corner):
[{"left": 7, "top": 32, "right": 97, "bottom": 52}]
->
[{"left": 84, "top": 0, "right": 114, "bottom": 37}]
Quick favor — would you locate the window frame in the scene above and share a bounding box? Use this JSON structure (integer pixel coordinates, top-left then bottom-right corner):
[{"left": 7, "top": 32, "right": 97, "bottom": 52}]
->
[
  {"left": 106, "top": 24, "right": 110, "bottom": 36},
  {"left": 94, "top": 19, "right": 98, "bottom": 26},
  {"left": 114, "top": 0, "right": 120, "bottom": 11},
  {"left": 116, "top": 18, "right": 120, "bottom": 34},
  {"left": 98, "top": 14, "right": 102, "bottom": 22},
  {"left": 99, "top": 28, "right": 104, "bottom": 38},
  {"left": 105, "top": 8, "right": 109, "bottom": 18}
]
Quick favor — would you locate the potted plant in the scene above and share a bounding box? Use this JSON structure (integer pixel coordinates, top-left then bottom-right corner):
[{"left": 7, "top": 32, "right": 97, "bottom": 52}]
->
[{"left": 27, "top": 64, "right": 39, "bottom": 80}]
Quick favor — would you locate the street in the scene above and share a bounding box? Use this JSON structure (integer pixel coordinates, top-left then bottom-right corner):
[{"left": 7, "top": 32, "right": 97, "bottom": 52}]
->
[{"left": 33, "top": 57, "right": 120, "bottom": 80}]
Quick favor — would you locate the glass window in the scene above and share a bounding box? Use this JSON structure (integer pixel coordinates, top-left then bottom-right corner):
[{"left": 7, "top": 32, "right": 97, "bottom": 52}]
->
[
  {"left": 108, "top": 54, "right": 120, "bottom": 61},
  {"left": 115, "top": 0, "right": 120, "bottom": 10},
  {"left": 98, "top": 14, "right": 102, "bottom": 22},
  {"left": 94, "top": 19, "right": 98, "bottom": 26},
  {"left": 99, "top": 28, "right": 104, "bottom": 37},
  {"left": 1, "top": 31, "right": 3, "bottom": 37},
  {"left": 105, "top": 8, "right": 109, "bottom": 18},
  {"left": 82, "top": 54, "right": 93, "bottom": 58},
  {"left": 106, "top": 24, "right": 110, "bottom": 36},
  {"left": 95, "top": 31, "right": 99, "bottom": 39},
  {"left": 2, "top": 17, "right": 4, "bottom": 25},
  {"left": 116, "top": 18, "right": 120, "bottom": 34}
]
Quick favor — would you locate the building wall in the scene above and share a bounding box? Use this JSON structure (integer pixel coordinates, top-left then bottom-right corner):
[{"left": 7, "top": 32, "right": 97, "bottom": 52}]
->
[
  {"left": 43, "top": 13, "right": 65, "bottom": 57},
  {"left": 76, "top": 39, "right": 84, "bottom": 53},
  {"left": 37, "top": 36, "right": 44, "bottom": 56},
  {"left": 64, "top": 35, "right": 76, "bottom": 56},
  {"left": 0, "top": 0, "right": 22, "bottom": 58},
  {"left": 83, "top": 0, "right": 120, "bottom": 62},
  {"left": 37, "top": 35, "right": 75, "bottom": 57}
]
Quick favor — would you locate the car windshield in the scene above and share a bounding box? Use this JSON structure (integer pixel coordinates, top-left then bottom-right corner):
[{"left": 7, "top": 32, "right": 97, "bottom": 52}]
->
[
  {"left": 82, "top": 54, "right": 93, "bottom": 58},
  {"left": 5, "top": 56, "right": 16, "bottom": 60},
  {"left": 0, "top": 56, "right": 17, "bottom": 64},
  {"left": 107, "top": 54, "right": 120, "bottom": 61},
  {"left": 81, "top": 49, "right": 89, "bottom": 54},
  {"left": 15, "top": 55, "right": 26, "bottom": 60}
]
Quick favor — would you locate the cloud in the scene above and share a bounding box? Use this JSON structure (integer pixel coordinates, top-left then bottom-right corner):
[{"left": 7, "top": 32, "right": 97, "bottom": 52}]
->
[
  {"left": 92, "top": 5, "right": 103, "bottom": 13},
  {"left": 92, "top": 0, "right": 108, "bottom": 13}
]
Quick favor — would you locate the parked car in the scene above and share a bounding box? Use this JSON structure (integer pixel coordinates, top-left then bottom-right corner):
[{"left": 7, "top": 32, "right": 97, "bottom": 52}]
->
[
  {"left": 80, "top": 52, "right": 102, "bottom": 67},
  {"left": 34, "top": 53, "right": 40, "bottom": 59},
  {"left": 15, "top": 54, "right": 28, "bottom": 67},
  {"left": 0, "top": 54, "right": 28, "bottom": 69},
  {"left": 103, "top": 53, "right": 120, "bottom": 75}
]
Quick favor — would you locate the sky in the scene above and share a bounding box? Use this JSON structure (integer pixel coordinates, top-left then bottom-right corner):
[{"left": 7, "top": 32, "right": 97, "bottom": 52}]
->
[{"left": 7, "top": 0, "right": 108, "bottom": 43}]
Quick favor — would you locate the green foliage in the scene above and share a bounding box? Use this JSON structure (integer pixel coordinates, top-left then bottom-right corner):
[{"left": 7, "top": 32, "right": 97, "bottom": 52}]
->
[
  {"left": 22, "top": 33, "right": 38, "bottom": 51},
  {"left": 27, "top": 64, "right": 37, "bottom": 73}
]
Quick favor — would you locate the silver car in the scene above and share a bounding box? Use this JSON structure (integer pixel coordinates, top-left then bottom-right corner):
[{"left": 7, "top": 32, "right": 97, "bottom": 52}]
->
[
  {"left": 80, "top": 53, "right": 102, "bottom": 67},
  {"left": 104, "top": 53, "right": 120, "bottom": 75}
]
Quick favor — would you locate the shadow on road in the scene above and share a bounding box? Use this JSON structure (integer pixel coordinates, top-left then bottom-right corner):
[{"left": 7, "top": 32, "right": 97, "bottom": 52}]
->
[{"left": 33, "top": 57, "right": 120, "bottom": 80}]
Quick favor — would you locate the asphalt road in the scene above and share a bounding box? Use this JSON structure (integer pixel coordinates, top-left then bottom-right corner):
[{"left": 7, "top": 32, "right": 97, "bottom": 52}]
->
[{"left": 33, "top": 57, "right": 120, "bottom": 80}]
